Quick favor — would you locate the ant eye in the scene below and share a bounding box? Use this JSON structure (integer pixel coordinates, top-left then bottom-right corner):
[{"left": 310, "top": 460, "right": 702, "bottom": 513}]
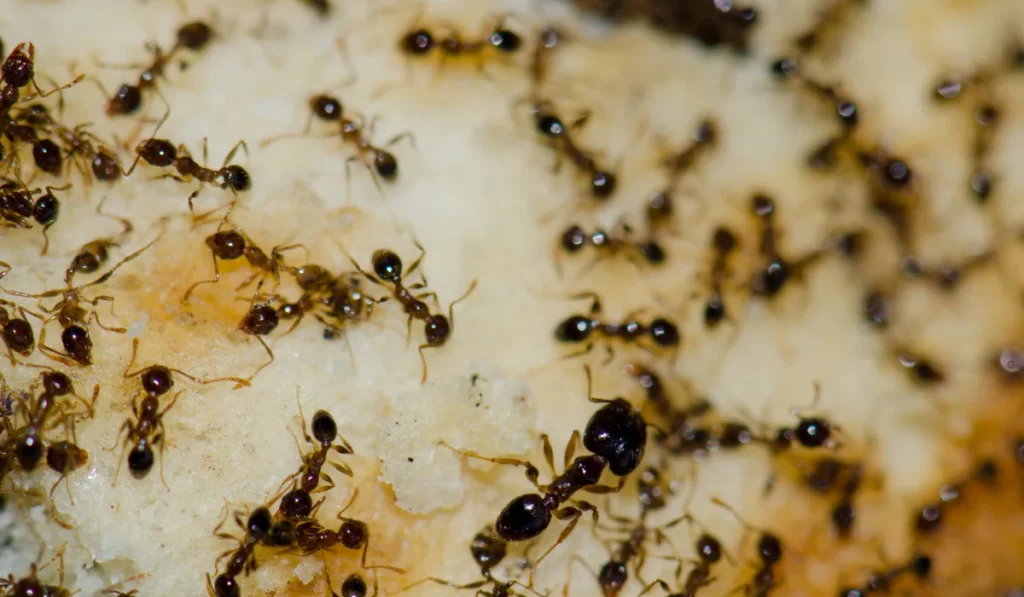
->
[
  {"left": 371, "top": 250, "right": 403, "bottom": 281},
  {"left": 127, "top": 444, "right": 155, "bottom": 477},
  {"left": 2, "top": 53, "right": 33, "bottom": 88},
  {"left": 403, "top": 30, "right": 433, "bottom": 54},
  {"left": 310, "top": 410, "right": 338, "bottom": 444}
]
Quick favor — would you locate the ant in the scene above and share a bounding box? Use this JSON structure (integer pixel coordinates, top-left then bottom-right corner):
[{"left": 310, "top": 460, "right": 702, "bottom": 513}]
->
[
  {"left": 803, "top": 458, "right": 864, "bottom": 537},
  {"left": 712, "top": 498, "right": 786, "bottom": 596},
  {"left": 0, "top": 299, "right": 39, "bottom": 364},
  {"left": 2, "top": 236, "right": 157, "bottom": 366},
  {"left": 326, "top": 570, "right": 380, "bottom": 597},
  {"left": 6, "top": 368, "right": 97, "bottom": 473},
  {"left": 646, "top": 119, "right": 718, "bottom": 230},
  {"left": 837, "top": 552, "right": 932, "bottom": 596},
  {"left": 769, "top": 57, "right": 859, "bottom": 131},
  {"left": 158, "top": 138, "right": 252, "bottom": 215},
  {"left": 892, "top": 347, "right": 945, "bottom": 386},
  {"left": 558, "top": 223, "right": 666, "bottom": 274},
  {"left": 995, "top": 346, "right": 1024, "bottom": 382},
  {"left": 913, "top": 457, "right": 999, "bottom": 535},
  {"left": 63, "top": 200, "right": 134, "bottom": 286},
  {"left": 399, "top": 15, "right": 523, "bottom": 73},
  {"left": 45, "top": 437, "right": 88, "bottom": 504},
  {"left": 276, "top": 392, "right": 353, "bottom": 496},
  {"left": 582, "top": 365, "right": 648, "bottom": 477},
  {"left": 969, "top": 103, "right": 999, "bottom": 201},
  {"left": 0, "top": 182, "right": 67, "bottom": 253},
  {"left": 346, "top": 243, "right": 477, "bottom": 383},
  {"left": 1, "top": 42, "right": 83, "bottom": 100},
  {"left": 208, "top": 505, "right": 273, "bottom": 597},
  {"left": 103, "top": 20, "right": 214, "bottom": 115},
  {"left": 702, "top": 226, "right": 738, "bottom": 328},
  {"left": 529, "top": 26, "right": 564, "bottom": 92},
  {"left": 261, "top": 94, "right": 414, "bottom": 191},
  {"left": 637, "top": 516, "right": 734, "bottom": 597},
  {"left": 554, "top": 292, "right": 680, "bottom": 361},
  {"left": 528, "top": 100, "right": 617, "bottom": 199},
  {"left": 623, "top": 362, "right": 712, "bottom": 429},
  {"left": 182, "top": 223, "right": 294, "bottom": 303},
  {"left": 0, "top": 545, "right": 72, "bottom": 597},
  {"left": 748, "top": 195, "right": 821, "bottom": 299},
  {"left": 15, "top": 103, "right": 124, "bottom": 182}
]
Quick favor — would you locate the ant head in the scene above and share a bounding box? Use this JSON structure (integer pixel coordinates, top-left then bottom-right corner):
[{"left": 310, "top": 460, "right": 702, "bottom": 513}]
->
[
  {"left": 310, "top": 409, "right": 338, "bottom": 444},
  {"left": 996, "top": 347, "right": 1024, "bottom": 380},
  {"left": 107, "top": 84, "right": 142, "bottom": 115},
  {"left": 32, "top": 140, "right": 62, "bottom": 175},
  {"left": 213, "top": 574, "right": 239, "bottom": 597},
  {"left": 489, "top": 29, "right": 522, "bottom": 53},
  {"left": 247, "top": 506, "right": 273, "bottom": 538},
  {"left": 177, "top": 20, "right": 214, "bottom": 51},
  {"left": 127, "top": 443, "right": 155, "bottom": 478},
  {"left": 371, "top": 249, "right": 403, "bottom": 282},
  {"left": 647, "top": 191, "right": 673, "bottom": 222},
  {"left": 583, "top": 399, "right": 647, "bottom": 476},
  {"left": 639, "top": 241, "right": 666, "bottom": 265},
  {"left": 41, "top": 371, "right": 72, "bottom": 396},
  {"left": 310, "top": 94, "right": 343, "bottom": 121},
  {"left": 1, "top": 46, "right": 33, "bottom": 88},
  {"left": 794, "top": 417, "right": 832, "bottom": 448},
  {"left": 560, "top": 225, "right": 586, "bottom": 252},
  {"left": 769, "top": 57, "right": 798, "bottom": 78},
  {"left": 910, "top": 554, "right": 932, "bottom": 578},
  {"left": 753, "top": 259, "right": 790, "bottom": 297},
  {"left": 649, "top": 318, "right": 679, "bottom": 346},
  {"left": 141, "top": 365, "right": 174, "bottom": 397},
  {"left": 223, "top": 165, "right": 251, "bottom": 192},
  {"left": 758, "top": 533, "right": 782, "bottom": 565},
  {"left": 598, "top": 561, "right": 628, "bottom": 593},
  {"left": 207, "top": 230, "right": 246, "bottom": 260},
  {"left": 718, "top": 422, "right": 752, "bottom": 448},
  {"left": 14, "top": 434, "right": 44, "bottom": 470},
  {"left": 402, "top": 29, "right": 434, "bottom": 55},
  {"left": 424, "top": 314, "right": 451, "bottom": 346},
  {"left": 61, "top": 325, "right": 92, "bottom": 365},
  {"left": 374, "top": 150, "right": 398, "bottom": 179},
  {"left": 882, "top": 158, "right": 912, "bottom": 188},
  {"left": 279, "top": 487, "right": 314, "bottom": 519},
  {"left": 340, "top": 519, "right": 368, "bottom": 549},
  {"left": 92, "top": 151, "right": 122, "bottom": 181},
  {"left": 696, "top": 534, "right": 722, "bottom": 563},
  {"left": 536, "top": 113, "right": 564, "bottom": 138},
  {"left": 712, "top": 227, "right": 737, "bottom": 253},
  {"left": 971, "top": 171, "right": 993, "bottom": 201},
  {"left": 242, "top": 304, "right": 280, "bottom": 336},
  {"left": 590, "top": 171, "right": 616, "bottom": 198},
  {"left": 555, "top": 315, "right": 591, "bottom": 343},
  {"left": 836, "top": 100, "right": 858, "bottom": 128},
  {"left": 470, "top": 525, "right": 507, "bottom": 571},
  {"left": 340, "top": 574, "right": 368, "bottom": 597},
  {"left": 495, "top": 494, "right": 552, "bottom": 541},
  {"left": 933, "top": 78, "right": 963, "bottom": 101}
]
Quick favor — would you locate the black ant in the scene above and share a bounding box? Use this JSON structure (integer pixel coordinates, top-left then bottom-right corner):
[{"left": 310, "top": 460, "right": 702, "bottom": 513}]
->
[
  {"left": 15, "top": 103, "right": 124, "bottom": 182},
  {"left": 208, "top": 505, "right": 273, "bottom": 597},
  {"left": 769, "top": 57, "right": 859, "bottom": 131},
  {"left": 45, "top": 438, "right": 88, "bottom": 504},
  {"left": 892, "top": 347, "right": 945, "bottom": 386},
  {"left": 399, "top": 15, "right": 523, "bottom": 73},
  {"left": 646, "top": 119, "right": 718, "bottom": 229},
  {"left": 702, "top": 226, "right": 738, "bottom": 328},
  {"left": 558, "top": 223, "right": 666, "bottom": 274},
  {"left": 346, "top": 243, "right": 477, "bottom": 383},
  {"left": 237, "top": 286, "right": 280, "bottom": 383},
  {"left": 529, "top": 26, "right": 564, "bottom": 91},
  {"left": 748, "top": 195, "right": 821, "bottom": 299},
  {"left": 6, "top": 368, "right": 96, "bottom": 473},
  {"left": 276, "top": 392, "right": 353, "bottom": 496},
  {"left": 2, "top": 236, "right": 157, "bottom": 366},
  {"left": 554, "top": 292, "right": 680, "bottom": 361},
  {"left": 103, "top": 20, "right": 214, "bottom": 115},
  {"left": 0, "top": 181, "right": 67, "bottom": 254},
  {"left": 528, "top": 100, "right": 617, "bottom": 199},
  {"left": 969, "top": 103, "right": 999, "bottom": 201},
  {"left": 837, "top": 552, "right": 932, "bottom": 596},
  {"left": 637, "top": 517, "right": 734, "bottom": 597},
  {"left": 326, "top": 570, "right": 380, "bottom": 597},
  {"left": 623, "top": 362, "right": 712, "bottom": 429},
  {"left": 159, "top": 138, "right": 252, "bottom": 215},
  {"left": 182, "top": 224, "right": 294, "bottom": 303},
  {"left": 712, "top": 498, "right": 786, "bottom": 596},
  {"left": 0, "top": 298, "right": 39, "bottom": 364},
  {"left": 261, "top": 94, "right": 414, "bottom": 190}
]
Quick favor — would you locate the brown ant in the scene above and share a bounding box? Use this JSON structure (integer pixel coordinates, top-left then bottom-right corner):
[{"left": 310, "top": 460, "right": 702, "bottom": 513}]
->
[
  {"left": 208, "top": 505, "right": 273, "bottom": 597},
  {"left": 6, "top": 368, "right": 96, "bottom": 474},
  {"left": 102, "top": 20, "right": 214, "bottom": 115},
  {"left": 346, "top": 243, "right": 477, "bottom": 383},
  {"left": 554, "top": 292, "right": 681, "bottom": 362},
  {"left": 712, "top": 498, "right": 787, "bottom": 596},
  {"left": 182, "top": 223, "right": 294, "bottom": 303},
  {"left": 63, "top": 199, "right": 134, "bottom": 286},
  {"left": 237, "top": 285, "right": 281, "bottom": 383},
  {"left": 399, "top": 15, "right": 523, "bottom": 74},
  {"left": 276, "top": 392, "right": 353, "bottom": 496},
  {"left": 646, "top": 119, "right": 718, "bottom": 229},
  {"left": 0, "top": 546, "right": 72, "bottom": 597},
  {"left": 769, "top": 57, "right": 859, "bottom": 132},
  {"left": 15, "top": 103, "right": 124, "bottom": 181},
  {"left": 637, "top": 515, "right": 734, "bottom": 597},
  {"left": 913, "top": 457, "right": 998, "bottom": 535},
  {"left": 969, "top": 103, "right": 999, "bottom": 201},
  {"left": 261, "top": 94, "right": 414, "bottom": 191},
  {"left": 0, "top": 298, "right": 40, "bottom": 364},
  {"left": 748, "top": 195, "right": 822, "bottom": 299},
  {"left": 291, "top": 489, "right": 404, "bottom": 573},
  {"left": 0, "top": 181, "right": 67, "bottom": 254},
  {"left": 2, "top": 236, "right": 158, "bottom": 366},
  {"left": 557, "top": 222, "right": 666, "bottom": 274},
  {"left": 892, "top": 347, "right": 945, "bottom": 387},
  {"left": 1, "top": 43, "right": 83, "bottom": 99},
  {"left": 528, "top": 100, "right": 617, "bottom": 199}
]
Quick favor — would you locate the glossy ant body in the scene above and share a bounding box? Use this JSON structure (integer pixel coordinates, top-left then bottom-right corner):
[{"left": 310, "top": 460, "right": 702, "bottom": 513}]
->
[
  {"left": 712, "top": 498, "right": 786, "bottom": 596},
  {"left": 0, "top": 181, "right": 67, "bottom": 254},
  {"left": 770, "top": 57, "right": 859, "bottom": 132},
  {"left": 6, "top": 368, "right": 96, "bottom": 473},
  {"left": 238, "top": 288, "right": 280, "bottom": 383},
  {"left": 748, "top": 195, "right": 821, "bottom": 299},
  {"left": 208, "top": 506, "right": 273, "bottom": 597},
  {"left": 703, "top": 227, "right": 738, "bottom": 328},
  {"left": 837, "top": 552, "right": 932, "bottom": 596},
  {"left": 554, "top": 292, "right": 680, "bottom": 360},
  {"left": 0, "top": 299, "right": 39, "bottom": 364},
  {"left": 104, "top": 20, "right": 214, "bottom": 115},
  {"left": 14, "top": 103, "right": 123, "bottom": 182},
  {"left": 528, "top": 100, "right": 617, "bottom": 198},
  {"left": 558, "top": 223, "right": 666, "bottom": 273},
  {"left": 646, "top": 119, "right": 717, "bottom": 229},
  {"left": 183, "top": 225, "right": 292, "bottom": 303},
  {"left": 3, "top": 237, "right": 156, "bottom": 366},
  {"left": 346, "top": 243, "right": 477, "bottom": 383},
  {"left": 399, "top": 16, "right": 523, "bottom": 71},
  {"left": 277, "top": 395, "right": 353, "bottom": 496}
]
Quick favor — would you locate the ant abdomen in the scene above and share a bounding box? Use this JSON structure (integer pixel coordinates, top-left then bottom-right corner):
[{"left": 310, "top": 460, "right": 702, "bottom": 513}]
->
[
  {"left": 495, "top": 493, "right": 552, "bottom": 541},
  {"left": 424, "top": 314, "right": 450, "bottom": 346}
]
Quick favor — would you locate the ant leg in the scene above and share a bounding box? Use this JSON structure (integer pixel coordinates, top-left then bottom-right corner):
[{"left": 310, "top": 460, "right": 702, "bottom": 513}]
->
[
  {"left": 417, "top": 342, "right": 439, "bottom": 384},
  {"left": 182, "top": 250, "right": 222, "bottom": 304},
  {"left": 567, "top": 291, "right": 603, "bottom": 314},
  {"left": 540, "top": 433, "right": 556, "bottom": 476},
  {"left": 330, "top": 457, "right": 354, "bottom": 478},
  {"left": 582, "top": 364, "right": 617, "bottom": 405},
  {"left": 407, "top": 240, "right": 428, "bottom": 277},
  {"left": 530, "top": 507, "right": 585, "bottom": 586},
  {"left": 166, "top": 366, "right": 249, "bottom": 389},
  {"left": 562, "top": 429, "right": 581, "bottom": 469},
  {"left": 439, "top": 441, "right": 543, "bottom": 489},
  {"left": 313, "top": 472, "right": 336, "bottom": 494},
  {"left": 221, "top": 140, "right": 250, "bottom": 167},
  {"left": 447, "top": 279, "right": 478, "bottom": 326},
  {"left": 88, "top": 309, "right": 126, "bottom": 334},
  {"left": 246, "top": 335, "right": 275, "bottom": 382},
  {"left": 386, "top": 131, "right": 417, "bottom": 150},
  {"left": 398, "top": 579, "right": 487, "bottom": 593}
]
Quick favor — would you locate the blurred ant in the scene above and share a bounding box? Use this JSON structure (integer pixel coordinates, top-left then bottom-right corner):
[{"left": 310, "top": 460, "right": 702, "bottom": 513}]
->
[
  {"left": 557, "top": 222, "right": 666, "bottom": 276},
  {"left": 0, "top": 181, "right": 67, "bottom": 254},
  {"left": 0, "top": 298, "right": 40, "bottom": 364},
  {"left": 554, "top": 292, "right": 680, "bottom": 363},
  {"left": 326, "top": 570, "right": 380, "bottom": 597},
  {"left": 276, "top": 391, "right": 353, "bottom": 496},
  {"left": 529, "top": 26, "right": 564, "bottom": 92},
  {"left": 968, "top": 103, "right": 999, "bottom": 201},
  {"left": 45, "top": 431, "right": 89, "bottom": 510},
  {"left": 3, "top": 236, "right": 157, "bottom": 366},
  {"left": 636, "top": 512, "right": 735, "bottom": 597},
  {"left": 913, "top": 457, "right": 999, "bottom": 535},
  {"left": 646, "top": 119, "right": 717, "bottom": 230},
  {"left": 15, "top": 103, "right": 124, "bottom": 182},
  {"left": 838, "top": 552, "right": 932, "bottom": 596},
  {"left": 527, "top": 99, "right": 617, "bottom": 199},
  {"left": 748, "top": 195, "right": 822, "bottom": 299},
  {"left": 0, "top": 545, "right": 71, "bottom": 597},
  {"left": 399, "top": 14, "right": 523, "bottom": 74},
  {"left": 261, "top": 94, "right": 414, "bottom": 192},
  {"left": 701, "top": 226, "right": 739, "bottom": 328},
  {"left": 789, "top": 0, "right": 866, "bottom": 56},
  {"left": 712, "top": 498, "right": 787, "bottom": 596},
  {"left": 6, "top": 368, "right": 96, "bottom": 474},
  {"left": 102, "top": 20, "right": 214, "bottom": 115},
  {"left": 346, "top": 242, "right": 477, "bottom": 383},
  {"left": 623, "top": 362, "right": 711, "bottom": 428},
  {"left": 891, "top": 346, "right": 945, "bottom": 387},
  {"left": 237, "top": 282, "right": 281, "bottom": 383},
  {"left": 208, "top": 505, "right": 272, "bottom": 597}
]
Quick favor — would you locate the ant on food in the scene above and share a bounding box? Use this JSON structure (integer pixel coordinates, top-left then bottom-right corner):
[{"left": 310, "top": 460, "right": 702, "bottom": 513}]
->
[
  {"left": 275, "top": 390, "right": 353, "bottom": 497},
  {"left": 646, "top": 119, "right": 717, "bottom": 230},
  {"left": 0, "top": 298, "right": 40, "bottom": 364},
  {"left": 557, "top": 222, "right": 666, "bottom": 275},
  {"left": 399, "top": 14, "right": 523, "bottom": 73},
  {"left": 345, "top": 242, "right": 477, "bottom": 383},
  {"left": 554, "top": 292, "right": 680, "bottom": 362},
  {"left": 208, "top": 505, "right": 273, "bottom": 597},
  {"left": 712, "top": 497, "right": 788, "bottom": 596},
  {"left": 528, "top": 99, "right": 617, "bottom": 199},
  {"left": 0, "top": 181, "right": 68, "bottom": 254}
]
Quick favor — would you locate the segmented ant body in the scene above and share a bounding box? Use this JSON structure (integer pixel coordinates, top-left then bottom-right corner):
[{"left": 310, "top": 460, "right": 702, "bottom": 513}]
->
[
  {"left": 400, "top": 17, "right": 523, "bottom": 69},
  {"left": 647, "top": 120, "right": 717, "bottom": 229},
  {"left": 104, "top": 20, "right": 214, "bottom": 115},
  {"left": 703, "top": 227, "right": 738, "bottom": 328},
  {"left": 346, "top": 243, "right": 476, "bottom": 383},
  {"left": 554, "top": 292, "right": 680, "bottom": 360},
  {"left": 528, "top": 100, "right": 617, "bottom": 198},
  {"left": 748, "top": 195, "right": 821, "bottom": 299},
  {"left": 558, "top": 223, "right": 666, "bottom": 271},
  {"left": 14, "top": 103, "right": 123, "bottom": 181},
  {"left": 0, "top": 299, "right": 38, "bottom": 364},
  {"left": 277, "top": 397, "right": 353, "bottom": 496},
  {"left": 208, "top": 506, "right": 273, "bottom": 597},
  {"left": 837, "top": 553, "right": 932, "bottom": 596},
  {"left": 183, "top": 226, "right": 292, "bottom": 303},
  {"left": 6, "top": 369, "right": 96, "bottom": 473},
  {"left": 0, "top": 181, "right": 67, "bottom": 253}
]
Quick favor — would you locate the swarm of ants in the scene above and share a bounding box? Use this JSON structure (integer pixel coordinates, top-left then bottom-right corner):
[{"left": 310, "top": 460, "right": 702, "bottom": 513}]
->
[{"left": 2, "top": 0, "right": 1024, "bottom": 596}]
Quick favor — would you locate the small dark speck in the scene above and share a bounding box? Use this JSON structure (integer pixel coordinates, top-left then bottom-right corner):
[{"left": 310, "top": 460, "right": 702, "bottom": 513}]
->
[
  {"left": 408, "top": 457, "right": 414, "bottom": 462},
  {"left": 475, "top": 403, "right": 481, "bottom": 408}
]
